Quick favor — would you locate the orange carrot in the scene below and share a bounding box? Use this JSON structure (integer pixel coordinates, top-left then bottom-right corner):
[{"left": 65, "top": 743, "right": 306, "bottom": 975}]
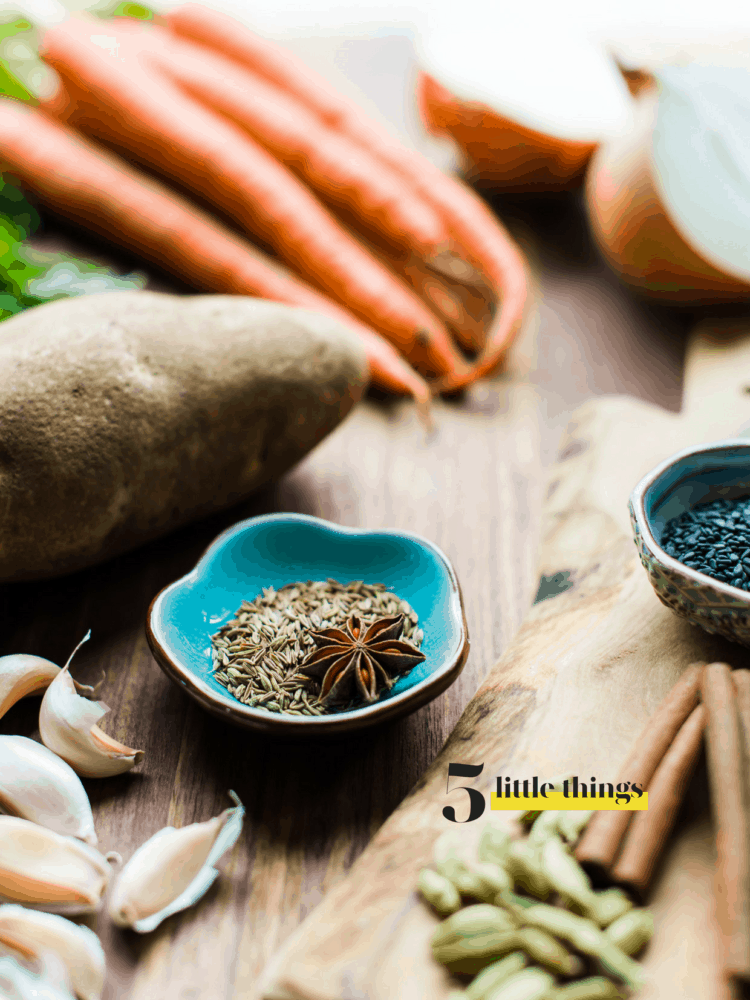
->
[
  {"left": 152, "top": 31, "right": 447, "bottom": 256},
  {"left": 0, "top": 99, "right": 430, "bottom": 404},
  {"left": 39, "top": 16, "right": 468, "bottom": 384},
  {"left": 166, "top": 3, "right": 405, "bottom": 145},
  {"left": 146, "top": 30, "right": 479, "bottom": 348},
  {"left": 166, "top": 3, "right": 529, "bottom": 386}
]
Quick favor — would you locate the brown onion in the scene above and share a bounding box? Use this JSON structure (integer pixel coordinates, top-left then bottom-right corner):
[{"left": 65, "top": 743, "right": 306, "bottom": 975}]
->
[
  {"left": 418, "top": 72, "right": 595, "bottom": 191},
  {"left": 585, "top": 87, "right": 750, "bottom": 305}
]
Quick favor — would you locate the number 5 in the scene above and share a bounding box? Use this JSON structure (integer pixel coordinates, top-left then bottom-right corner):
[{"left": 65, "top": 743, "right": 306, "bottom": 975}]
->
[{"left": 443, "top": 762, "right": 485, "bottom": 822}]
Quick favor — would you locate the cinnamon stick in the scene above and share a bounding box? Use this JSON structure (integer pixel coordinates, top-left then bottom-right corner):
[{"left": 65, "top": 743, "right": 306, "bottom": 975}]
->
[
  {"left": 575, "top": 662, "right": 703, "bottom": 882},
  {"left": 611, "top": 703, "right": 705, "bottom": 901},
  {"left": 731, "top": 669, "right": 750, "bottom": 991},
  {"left": 733, "top": 670, "right": 750, "bottom": 774},
  {"left": 702, "top": 663, "right": 750, "bottom": 980}
]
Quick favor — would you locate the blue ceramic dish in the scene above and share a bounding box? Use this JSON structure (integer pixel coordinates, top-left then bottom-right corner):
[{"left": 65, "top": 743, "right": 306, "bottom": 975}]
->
[
  {"left": 629, "top": 439, "right": 750, "bottom": 646},
  {"left": 146, "top": 514, "right": 469, "bottom": 735}
]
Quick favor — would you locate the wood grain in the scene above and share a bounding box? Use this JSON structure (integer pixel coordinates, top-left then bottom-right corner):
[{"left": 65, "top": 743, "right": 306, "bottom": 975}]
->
[
  {"left": 0, "top": 197, "right": 688, "bottom": 999},
  {"left": 257, "top": 320, "right": 750, "bottom": 1000}
]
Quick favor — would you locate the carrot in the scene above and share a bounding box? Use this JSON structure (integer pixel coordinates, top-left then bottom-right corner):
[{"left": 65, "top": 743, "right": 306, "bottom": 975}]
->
[
  {"left": 349, "top": 229, "right": 496, "bottom": 354},
  {"left": 166, "top": 3, "right": 529, "bottom": 386},
  {"left": 39, "top": 16, "right": 468, "bottom": 385},
  {"left": 143, "top": 30, "right": 478, "bottom": 350},
  {"left": 165, "top": 4, "right": 408, "bottom": 147},
  {"left": 152, "top": 32, "right": 448, "bottom": 256},
  {"left": 0, "top": 98, "right": 430, "bottom": 405}
]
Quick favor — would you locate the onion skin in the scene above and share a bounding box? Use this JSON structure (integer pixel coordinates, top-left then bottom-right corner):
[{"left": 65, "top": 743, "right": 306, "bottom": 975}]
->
[
  {"left": 585, "top": 90, "right": 750, "bottom": 305},
  {"left": 418, "top": 72, "right": 595, "bottom": 192}
]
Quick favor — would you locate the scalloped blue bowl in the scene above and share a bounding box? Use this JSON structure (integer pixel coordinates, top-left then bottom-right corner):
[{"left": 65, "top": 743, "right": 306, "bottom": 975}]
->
[
  {"left": 146, "top": 514, "right": 469, "bottom": 736},
  {"left": 630, "top": 439, "right": 750, "bottom": 646}
]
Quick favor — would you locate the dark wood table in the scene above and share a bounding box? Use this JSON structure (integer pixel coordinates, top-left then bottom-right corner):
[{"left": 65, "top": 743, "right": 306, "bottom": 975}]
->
[{"left": 0, "top": 192, "right": 688, "bottom": 999}]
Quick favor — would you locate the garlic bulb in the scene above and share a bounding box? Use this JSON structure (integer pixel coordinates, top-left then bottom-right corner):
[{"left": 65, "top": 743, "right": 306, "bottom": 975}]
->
[
  {"left": 39, "top": 632, "right": 143, "bottom": 778},
  {"left": 0, "top": 817, "right": 111, "bottom": 914},
  {"left": 0, "top": 736, "right": 97, "bottom": 846},
  {"left": 108, "top": 792, "right": 244, "bottom": 932},
  {"left": 0, "top": 655, "right": 60, "bottom": 721},
  {"left": 0, "top": 905, "right": 104, "bottom": 1000}
]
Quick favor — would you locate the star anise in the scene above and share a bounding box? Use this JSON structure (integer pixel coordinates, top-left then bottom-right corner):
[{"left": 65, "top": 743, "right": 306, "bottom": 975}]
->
[{"left": 300, "top": 613, "right": 426, "bottom": 707}]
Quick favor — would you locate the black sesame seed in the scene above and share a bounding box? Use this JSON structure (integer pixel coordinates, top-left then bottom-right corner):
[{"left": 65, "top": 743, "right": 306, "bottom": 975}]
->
[{"left": 661, "top": 495, "right": 750, "bottom": 592}]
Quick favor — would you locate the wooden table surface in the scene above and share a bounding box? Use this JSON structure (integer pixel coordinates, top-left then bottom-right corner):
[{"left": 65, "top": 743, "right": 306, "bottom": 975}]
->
[{"left": 0, "top": 192, "right": 690, "bottom": 999}]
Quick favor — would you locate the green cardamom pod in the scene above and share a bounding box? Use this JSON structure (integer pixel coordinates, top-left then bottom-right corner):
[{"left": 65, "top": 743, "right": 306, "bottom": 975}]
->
[
  {"left": 528, "top": 811, "right": 561, "bottom": 846},
  {"left": 466, "top": 952, "right": 528, "bottom": 1000},
  {"left": 513, "top": 903, "right": 645, "bottom": 991},
  {"left": 604, "top": 909, "right": 654, "bottom": 956},
  {"left": 551, "top": 976, "right": 624, "bottom": 999},
  {"left": 453, "top": 863, "right": 513, "bottom": 903},
  {"left": 539, "top": 834, "right": 595, "bottom": 914},
  {"left": 479, "top": 967, "right": 555, "bottom": 1000},
  {"left": 556, "top": 810, "right": 594, "bottom": 845},
  {"left": 432, "top": 904, "right": 519, "bottom": 949},
  {"left": 437, "top": 854, "right": 476, "bottom": 886},
  {"left": 417, "top": 867, "right": 461, "bottom": 916},
  {"left": 505, "top": 841, "right": 552, "bottom": 900},
  {"left": 516, "top": 926, "right": 585, "bottom": 977},
  {"left": 595, "top": 940, "right": 646, "bottom": 991},
  {"left": 478, "top": 825, "right": 512, "bottom": 866},
  {"left": 584, "top": 888, "right": 634, "bottom": 928},
  {"left": 432, "top": 929, "right": 522, "bottom": 976}
]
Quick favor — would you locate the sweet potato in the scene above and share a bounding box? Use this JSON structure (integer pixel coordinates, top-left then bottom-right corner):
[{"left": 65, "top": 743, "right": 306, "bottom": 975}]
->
[{"left": 0, "top": 291, "right": 367, "bottom": 581}]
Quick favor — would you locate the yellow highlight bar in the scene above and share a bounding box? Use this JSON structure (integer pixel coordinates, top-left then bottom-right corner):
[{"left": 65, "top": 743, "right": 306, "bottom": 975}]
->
[{"left": 491, "top": 791, "right": 648, "bottom": 811}]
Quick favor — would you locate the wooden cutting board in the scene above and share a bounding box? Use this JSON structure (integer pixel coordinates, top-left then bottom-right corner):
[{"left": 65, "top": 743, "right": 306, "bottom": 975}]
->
[{"left": 257, "top": 319, "right": 750, "bottom": 1000}]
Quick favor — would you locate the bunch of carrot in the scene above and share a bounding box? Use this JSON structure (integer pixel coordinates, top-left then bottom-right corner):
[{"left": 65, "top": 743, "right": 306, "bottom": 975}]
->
[{"left": 0, "top": 4, "right": 529, "bottom": 404}]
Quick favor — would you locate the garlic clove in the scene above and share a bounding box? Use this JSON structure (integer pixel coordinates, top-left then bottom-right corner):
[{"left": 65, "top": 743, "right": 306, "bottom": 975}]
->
[
  {"left": 0, "top": 817, "right": 111, "bottom": 915},
  {"left": 108, "top": 791, "right": 244, "bottom": 932},
  {"left": 0, "top": 905, "right": 105, "bottom": 1000},
  {"left": 39, "top": 632, "right": 143, "bottom": 778},
  {"left": 0, "top": 655, "right": 60, "bottom": 721},
  {"left": 0, "top": 736, "right": 97, "bottom": 846},
  {"left": 0, "top": 952, "right": 76, "bottom": 1000}
]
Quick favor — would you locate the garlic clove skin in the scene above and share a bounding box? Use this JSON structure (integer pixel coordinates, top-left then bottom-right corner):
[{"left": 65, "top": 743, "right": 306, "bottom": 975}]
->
[
  {"left": 0, "top": 817, "right": 111, "bottom": 915},
  {"left": 39, "top": 667, "right": 143, "bottom": 779},
  {"left": 0, "top": 736, "right": 97, "bottom": 846},
  {"left": 108, "top": 791, "right": 244, "bottom": 932},
  {"left": 0, "top": 655, "right": 60, "bottom": 721},
  {"left": 0, "top": 953, "right": 76, "bottom": 1000},
  {"left": 0, "top": 905, "right": 105, "bottom": 1000}
]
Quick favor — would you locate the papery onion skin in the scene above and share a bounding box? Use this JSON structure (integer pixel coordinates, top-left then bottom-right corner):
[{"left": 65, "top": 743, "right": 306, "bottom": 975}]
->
[
  {"left": 418, "top": 73, "right": 595, "bottom": 192},
  {"left": 585, "top": 91, "right": 750, "bottom": 305}
]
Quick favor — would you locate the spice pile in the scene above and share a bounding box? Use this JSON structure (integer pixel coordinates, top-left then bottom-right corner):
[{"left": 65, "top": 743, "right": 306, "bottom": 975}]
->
[
  {"left": 419, "top": 815, "right": 653, "bottom": 999},
  {"left": 417, "top": 661, "right": 750, "bottom": 998},
  {"left": 210, "top": 579, "right": 424, "bottom": 715},
  {"left": 661, "top": 497, "right": 750, "bottom": 590}
]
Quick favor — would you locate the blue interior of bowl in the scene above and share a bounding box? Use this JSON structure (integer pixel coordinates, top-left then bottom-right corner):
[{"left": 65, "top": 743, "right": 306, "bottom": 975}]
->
[
  {"left": 150, "top": 514, "right": 464, "bottom": 717},
  {"left": 644, "top": 443, "right": 750, "bottom": 545}
]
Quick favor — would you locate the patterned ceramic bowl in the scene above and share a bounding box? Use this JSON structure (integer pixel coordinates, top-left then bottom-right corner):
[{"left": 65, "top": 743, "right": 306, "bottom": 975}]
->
[
  {"left": 147, "top": 513, "right": 469, "bottom": 736},
  {"left": 629, "top": 439, "right": 750, "bottom": 646}
]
